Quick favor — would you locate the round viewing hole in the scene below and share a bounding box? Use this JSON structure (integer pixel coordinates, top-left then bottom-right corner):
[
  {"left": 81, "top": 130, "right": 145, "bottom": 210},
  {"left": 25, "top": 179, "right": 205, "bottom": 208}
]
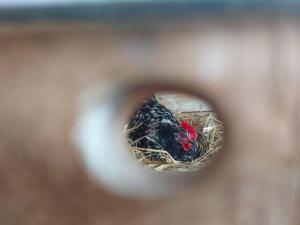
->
[{"left": 125, "top": 91, "right": 224, "bottom": 172}]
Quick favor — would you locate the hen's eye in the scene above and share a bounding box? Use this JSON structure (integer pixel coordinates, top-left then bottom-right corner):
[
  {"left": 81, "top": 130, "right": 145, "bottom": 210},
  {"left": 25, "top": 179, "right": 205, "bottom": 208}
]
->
[
  {"left": 125, "top": 90, "right": 224, "bottom": 172},
  {"left": 179, "top": 132, "right": 185, "bottom": 138}
]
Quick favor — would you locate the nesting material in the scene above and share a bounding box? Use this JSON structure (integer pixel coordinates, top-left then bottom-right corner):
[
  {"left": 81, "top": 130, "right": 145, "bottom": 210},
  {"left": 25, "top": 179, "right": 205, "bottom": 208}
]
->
[{"left": 125, "top": 112, "right": 224, "bottom": 172}]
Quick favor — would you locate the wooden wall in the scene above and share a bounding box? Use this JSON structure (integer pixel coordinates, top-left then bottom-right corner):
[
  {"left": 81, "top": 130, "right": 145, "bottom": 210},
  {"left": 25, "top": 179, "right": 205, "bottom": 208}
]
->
[
  {"left": 156, "top": 92, "right": 212, "bottom": 113},
  {"left": 0, "top": 17, "right": 300, "bottom": 225}
]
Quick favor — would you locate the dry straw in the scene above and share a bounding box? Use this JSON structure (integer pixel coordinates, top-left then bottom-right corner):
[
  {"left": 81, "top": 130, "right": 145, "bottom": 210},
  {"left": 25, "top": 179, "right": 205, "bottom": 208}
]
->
[{"left": 125, "top": 112, "right": 223, "bottom": 172}]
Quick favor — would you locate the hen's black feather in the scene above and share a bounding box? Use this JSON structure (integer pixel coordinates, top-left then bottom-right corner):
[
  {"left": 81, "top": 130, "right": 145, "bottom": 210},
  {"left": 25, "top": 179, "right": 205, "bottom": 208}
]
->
[{"left": 128, "top": 97, "right": 200, "bottom": 162}]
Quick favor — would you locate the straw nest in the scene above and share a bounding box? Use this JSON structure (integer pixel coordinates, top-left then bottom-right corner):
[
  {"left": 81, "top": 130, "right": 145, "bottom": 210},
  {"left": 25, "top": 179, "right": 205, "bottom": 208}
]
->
[{"left": 125, "top": 112, "right": 223, "bottom": 172}]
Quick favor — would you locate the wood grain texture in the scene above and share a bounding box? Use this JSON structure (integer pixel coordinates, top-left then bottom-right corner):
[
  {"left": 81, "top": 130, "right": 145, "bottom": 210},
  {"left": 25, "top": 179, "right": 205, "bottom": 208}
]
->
[
  {"left": 0, "top": 19, "right": 299, "bottom": 225},
  {"left": 156, "top": 92, "right": 212, "bottom": 113}
]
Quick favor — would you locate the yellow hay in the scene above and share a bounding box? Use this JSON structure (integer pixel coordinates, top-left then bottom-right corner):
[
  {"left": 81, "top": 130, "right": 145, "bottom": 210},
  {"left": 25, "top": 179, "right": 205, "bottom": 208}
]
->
[{"left": 125, "top": 112, "right": 223, "bottom": 172}]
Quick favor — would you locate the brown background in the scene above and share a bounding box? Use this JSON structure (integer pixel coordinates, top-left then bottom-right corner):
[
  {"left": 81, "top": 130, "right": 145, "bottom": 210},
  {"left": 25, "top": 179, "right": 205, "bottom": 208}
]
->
[{"left": 0, "top": 18, "right": 300, "bottom": 225}]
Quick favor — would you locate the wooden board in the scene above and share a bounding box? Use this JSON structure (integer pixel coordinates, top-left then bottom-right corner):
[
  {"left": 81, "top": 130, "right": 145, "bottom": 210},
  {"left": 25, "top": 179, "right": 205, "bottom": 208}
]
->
[{"left": 155, "top": 92, "right": 212, "bottom": 113}]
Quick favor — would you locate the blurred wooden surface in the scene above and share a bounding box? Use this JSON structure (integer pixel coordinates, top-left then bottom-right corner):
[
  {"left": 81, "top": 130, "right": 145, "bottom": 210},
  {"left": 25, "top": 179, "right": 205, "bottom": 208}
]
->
[
  {"left": 0, "top": 18, "right": 300, "bottom": 225},
  {"left": 156, "top": 92, "right": 212, "bottom": 112}
]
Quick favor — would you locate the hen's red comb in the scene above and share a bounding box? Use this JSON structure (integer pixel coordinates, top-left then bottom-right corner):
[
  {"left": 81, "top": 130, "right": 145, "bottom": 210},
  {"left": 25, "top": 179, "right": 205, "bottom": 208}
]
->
[{"left": 180, "top": 121, "right": 198, "bottom": 140}]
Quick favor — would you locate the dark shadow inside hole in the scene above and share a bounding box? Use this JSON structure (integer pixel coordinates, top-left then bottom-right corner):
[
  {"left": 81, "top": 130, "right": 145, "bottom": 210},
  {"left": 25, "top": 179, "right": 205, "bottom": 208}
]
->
[{"left": 124, "top": 90, "right": 224, "bottom": 172}]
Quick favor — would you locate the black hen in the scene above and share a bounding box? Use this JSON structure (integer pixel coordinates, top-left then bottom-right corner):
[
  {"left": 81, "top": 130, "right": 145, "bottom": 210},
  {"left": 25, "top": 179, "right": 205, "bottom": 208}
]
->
[{"left": 128, "top": 97, "right": 201, "bottom": 162}]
